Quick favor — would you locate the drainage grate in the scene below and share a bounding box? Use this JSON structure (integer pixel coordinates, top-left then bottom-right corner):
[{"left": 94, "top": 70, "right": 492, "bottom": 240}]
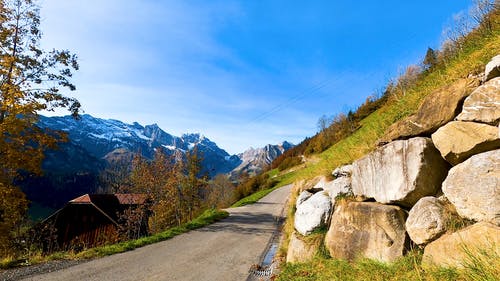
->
[{"left": 249, "top": 262, "right": 275, "bottom": 277}]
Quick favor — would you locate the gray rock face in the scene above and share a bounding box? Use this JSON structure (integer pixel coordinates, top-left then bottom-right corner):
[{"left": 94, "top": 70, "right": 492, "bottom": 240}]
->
[
  {"left": 325, "top": 202, "right": 408, "bottom": 262},
  {"left": 351, "top": 137, "right": 449, "bottom": 207},
  {"left": 456, "top": 77, "right": 500, "bottom": 125},
  {"left": 286, "top": 232, "right": 321, "bottom": 263},
  {"left": 294, "top": 191, "right": 332, "bottom": 236},
  {"left": 405, "top": 197, "right": 450, "bottom": 245},
  {"left": 431, "top": 121, "right": 500, "bottom": 165},
  {"left": 423, "top": 222, "right": 500, "bottom": 267},
  {"left": 485, "top": 55, "right": 500, "bottom": 81},
  {"left": 442, "top": 149, "right": 500, "bottom": 225},
  {"left": 231, "top": 141, "right": 294, "bottom": 177},
  {"left": 378, "top": 78, "right": 479, "bottom": 144}
]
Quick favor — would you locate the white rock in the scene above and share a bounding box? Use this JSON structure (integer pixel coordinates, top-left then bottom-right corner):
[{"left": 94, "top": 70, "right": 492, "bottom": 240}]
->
[
  {"left": 351, "top": 137, "right": 449, "bottom": 207},
  {"left": 311, "top": 176, "right": 352, "bottom": 202},
  {"left": 332, "top": 164, "right": 353, "bottom": 178},
  {"left": 323, "top": 177, "right": 352, "bottom": 201},
  {"left": 294, "top": 191, "right": 331, "bottom": 236},
  {"left": 296, "top": 190, "right": 313, "bottom": 207},
  {"left": 442, "top": 149, "right": 500, "bottom": 225},
  {"left": 406, "top": 197, "right": 450, "bottom": 245},
  {"left": 485, "top": 55, "right": 500, "bottom": 81},
  {"left": 456, "top": 77, "right": 500, "bottom": 125}
]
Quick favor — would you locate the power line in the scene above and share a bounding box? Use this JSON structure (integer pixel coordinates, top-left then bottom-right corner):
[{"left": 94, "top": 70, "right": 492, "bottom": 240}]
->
[{"left": 248, "top": 77, "right": 335, "bottom": 123}]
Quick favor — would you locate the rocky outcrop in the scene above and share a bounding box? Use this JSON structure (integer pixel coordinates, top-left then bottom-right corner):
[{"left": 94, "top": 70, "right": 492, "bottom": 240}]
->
[
  {"left": 351, "top": 137, "right": 449, "bottom": 207},
  {"left": 431, "top": 121, "right": 500, "bottom": 165},
  {"left": 294, "top": 191, "right": 332, "bottom": 236},
  {"left": 456, "top": 77, "right": 500, "bottom": 125},
  {"left": 286, "top": 232, "right": 321, "bottom": 263},
  {"left": 231, "top": 141, "right": 294, "bottom": 177},
  {"left": 442, "top": 149, "right": 500, "bottom": 225},
  {"left": 286, "top": 56, "right": 500, "bottom": 267},
  {"left": 422, "top": 222, "right": 500, "bottom": 267},
  {"left": 405, "top": 197, "right": 451, "bottom": 245},
  {"left": 325, "top": 202, "right": 408, "bottom": 262},
  {"left": 378, "top": 78, "right": 479, "bottom": 144},
  {"left": 485, "top": 55, "right": 500, "bottom": 81}
]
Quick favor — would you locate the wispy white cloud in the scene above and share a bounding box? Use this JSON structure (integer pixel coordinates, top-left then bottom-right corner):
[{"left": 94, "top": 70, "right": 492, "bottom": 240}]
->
[{"left": 39, "top": 0, "right": 470, "bottom": 154}]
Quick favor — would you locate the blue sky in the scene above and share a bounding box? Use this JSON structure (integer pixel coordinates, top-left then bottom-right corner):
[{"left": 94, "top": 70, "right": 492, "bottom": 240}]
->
[{"left": 40, "top": 0, "right": 472, "bottom": 154}]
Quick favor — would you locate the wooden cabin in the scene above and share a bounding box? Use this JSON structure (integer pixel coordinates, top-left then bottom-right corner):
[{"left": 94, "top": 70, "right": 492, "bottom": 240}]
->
[{"left": 41, "top": 193, "right": 149, "bottom": 251}]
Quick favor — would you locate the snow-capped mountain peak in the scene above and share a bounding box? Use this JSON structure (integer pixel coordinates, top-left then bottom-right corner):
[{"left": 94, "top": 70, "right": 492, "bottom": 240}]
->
[
  {"left": 38, "top": 114, "right": 293, "bottom": 178},
  {"left": 38, "top": 115, "right": 239, "bottom": 176},
  {"left": 231, "top": 141, "right": 295, "bottom": 177}
]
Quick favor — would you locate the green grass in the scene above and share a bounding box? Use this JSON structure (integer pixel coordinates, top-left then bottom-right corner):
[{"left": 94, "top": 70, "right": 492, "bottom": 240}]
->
[
  {"left": 277, "top": 247, "right": 500, "bottom": 281},
  {"left": 231, "top": 186, "right": 279, "bottom": 207},
  {"left": 231, "top": 172, "right": 299, "bottom": 207},
  {"left": 0, "top": 209, "right": 228, "bottom": 268},
  {"left": 277, "top": 249, "right": 500, "bottom": 281},
  {"left": 76, "top": 209, "right": 228, "bottom": 259}
]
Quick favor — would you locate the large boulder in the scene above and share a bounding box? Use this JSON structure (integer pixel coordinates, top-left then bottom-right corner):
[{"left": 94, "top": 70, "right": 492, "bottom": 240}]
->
[
  {"left": 405, "top": 197, "right": 451, "bottom": 245},
  {"left": 294, "top": 191, "right": 331, "bottom": 236},
  {"left": 431, "top": 121, "right": 500, "bottom": 165},
  {"left": 423, "top": 222, "right": 500, "bottom": 267},
  {"left": 378, "top": 78, "right": 479, "bottom": 144},
  {"left": 442, "top": 149, "right": 500, "bottom": 225},
  {"left": 485, "top": 55, "right": 500, "bottom": 81},
  {"left": 351, "top": 137, "right": 449, "bottom": 207},
  {"left": 286, "top": 232, "right": 321, "bottom": 263},
  {"left": 325, "top": 202, "right": 408, "bottom": 262},
  {"left": 456, "top": 77, "right": 500, "bottom": 125}
]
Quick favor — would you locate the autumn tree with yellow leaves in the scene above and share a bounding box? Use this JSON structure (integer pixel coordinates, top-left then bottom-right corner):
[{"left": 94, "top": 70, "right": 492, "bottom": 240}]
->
[{"left": 0, "top": 0, "right": 79, "bottom": 257}]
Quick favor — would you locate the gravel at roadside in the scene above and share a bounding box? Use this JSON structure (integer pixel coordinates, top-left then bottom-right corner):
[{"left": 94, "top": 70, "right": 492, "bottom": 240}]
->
[{"left": 0, "top": 259, "right": 87, "bottom": 281}]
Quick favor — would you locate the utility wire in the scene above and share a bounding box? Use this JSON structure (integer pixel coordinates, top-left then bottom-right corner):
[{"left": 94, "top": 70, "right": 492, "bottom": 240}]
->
[{"left": 248, "top": 77, "right": 336, "bottom": 123}]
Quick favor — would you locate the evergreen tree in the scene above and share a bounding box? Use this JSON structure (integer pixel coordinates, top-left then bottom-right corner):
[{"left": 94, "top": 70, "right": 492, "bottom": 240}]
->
[{"left": 423, "top": 47, "right": 438, "bottom": 69}]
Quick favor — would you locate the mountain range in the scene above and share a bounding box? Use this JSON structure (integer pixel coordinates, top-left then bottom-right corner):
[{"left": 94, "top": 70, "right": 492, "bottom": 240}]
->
[{"left": 23, "top": 114, "right": 293, "bottom": 213}]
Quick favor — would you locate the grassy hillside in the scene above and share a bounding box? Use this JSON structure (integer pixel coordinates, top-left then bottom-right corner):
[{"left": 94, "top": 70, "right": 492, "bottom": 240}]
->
[
  {"left": 267, "top": 11, "right": 500, "bottom": 190},
  {"left": 235, "top": 5, "right": 500, "bottom": 281}
]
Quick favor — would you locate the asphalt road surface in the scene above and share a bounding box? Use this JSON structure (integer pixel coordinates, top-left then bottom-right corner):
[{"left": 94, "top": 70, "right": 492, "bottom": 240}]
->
[{"left": 22, "top": 184, "right": 292, "bottom": 281}]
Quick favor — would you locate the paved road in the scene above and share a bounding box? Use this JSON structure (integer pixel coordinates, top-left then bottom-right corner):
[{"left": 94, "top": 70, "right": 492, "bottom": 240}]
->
[{"left": 22, "top": 185, "right": 292, "bottom": 281}]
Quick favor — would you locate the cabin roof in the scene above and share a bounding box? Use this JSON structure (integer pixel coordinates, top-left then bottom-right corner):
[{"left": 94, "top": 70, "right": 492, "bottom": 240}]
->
[
  {"left": 44, "top": 193, "right": 147, "bottom": 225},
  {"left": 70, "top": 193, "right": 147, "bottom": 205}
]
